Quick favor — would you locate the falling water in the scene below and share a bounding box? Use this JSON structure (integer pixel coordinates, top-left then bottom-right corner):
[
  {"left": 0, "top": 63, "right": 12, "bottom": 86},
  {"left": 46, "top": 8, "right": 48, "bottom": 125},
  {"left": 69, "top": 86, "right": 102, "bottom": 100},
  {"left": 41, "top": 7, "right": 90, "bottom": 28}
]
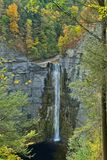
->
[{"left": 53, "top": 64, "right": 60, "bottom": 142}]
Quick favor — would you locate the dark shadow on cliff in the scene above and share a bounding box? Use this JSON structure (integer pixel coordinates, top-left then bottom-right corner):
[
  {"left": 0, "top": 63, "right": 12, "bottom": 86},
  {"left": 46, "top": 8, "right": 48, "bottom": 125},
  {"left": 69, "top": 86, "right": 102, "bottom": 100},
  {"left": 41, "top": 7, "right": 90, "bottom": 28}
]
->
[{"left": 21, "top": 141, "right": 67, "bottom": 160}]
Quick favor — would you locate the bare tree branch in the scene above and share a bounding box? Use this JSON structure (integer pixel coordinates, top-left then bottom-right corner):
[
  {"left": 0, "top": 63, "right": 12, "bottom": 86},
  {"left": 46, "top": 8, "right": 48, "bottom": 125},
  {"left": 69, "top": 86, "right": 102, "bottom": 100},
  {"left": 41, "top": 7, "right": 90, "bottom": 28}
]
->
[{"left": 52, "top": 0, "right": 101, "bottom": 42}]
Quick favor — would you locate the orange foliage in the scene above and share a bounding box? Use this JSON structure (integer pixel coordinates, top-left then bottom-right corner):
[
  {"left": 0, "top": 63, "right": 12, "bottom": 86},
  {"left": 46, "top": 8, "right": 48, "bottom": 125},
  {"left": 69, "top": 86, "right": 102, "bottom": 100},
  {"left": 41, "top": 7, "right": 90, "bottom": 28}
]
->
[
  {"left": 80, "top": 7, "right": 98, "bottom": 26},
  {"left": 10, "top": 21, "right": 19, "bottom": 33},
  {"left": 58, "top": 6, "right": 97, "bottom": 54},
  {"left": 7, "top": 3, "right": 19, "bottom": 20},
  {"left": 7, "top": 3, "right": 19, "bottom": 33},
  {"left": 58, "top": 25, "right": 84, "bottom": 53}
]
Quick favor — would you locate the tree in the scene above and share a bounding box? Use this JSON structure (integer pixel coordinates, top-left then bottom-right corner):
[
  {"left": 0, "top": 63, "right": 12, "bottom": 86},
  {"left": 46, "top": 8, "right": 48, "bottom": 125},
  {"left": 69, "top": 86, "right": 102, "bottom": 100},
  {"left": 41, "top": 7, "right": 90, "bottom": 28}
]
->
[
  {"left": 80, "top": 1, "right": 107, "bottom": 159},
  {"left": 58, "top": 24, "right": 83, "bottom": 53},
  {"left": 6, "top": 3, "right": 19, "bottom": 34},
  {"left": 96, "top": 1, "right": 107, "bottom": 160},
  {"left": 51, "top": 0, "right": 107, "bottom": 159},
  {"left": 25, "top": 19, "right": 33, "bottom": 49},
  {"left": 0, "top": 59, "right": 38, "bottom": 159},
  {"left": 66, "top": 38, "right": 103, "bottom": 159}
]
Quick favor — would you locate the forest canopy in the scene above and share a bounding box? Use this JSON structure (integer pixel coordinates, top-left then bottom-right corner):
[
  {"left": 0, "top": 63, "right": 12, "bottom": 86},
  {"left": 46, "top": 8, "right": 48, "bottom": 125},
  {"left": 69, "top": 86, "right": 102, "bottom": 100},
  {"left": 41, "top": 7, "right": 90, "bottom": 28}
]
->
[
  {"left": 0, "top": 0, "right": 107, "bottom": 160},
  {"left": 0, "top": 0, "right": 86, "bottom": 60}
]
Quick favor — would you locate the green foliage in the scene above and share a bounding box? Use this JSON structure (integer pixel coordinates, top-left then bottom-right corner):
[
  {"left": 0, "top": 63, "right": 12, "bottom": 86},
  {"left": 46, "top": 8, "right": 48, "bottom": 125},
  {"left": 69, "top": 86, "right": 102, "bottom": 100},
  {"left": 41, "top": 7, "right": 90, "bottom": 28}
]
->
[
  {"left": 67, "top": 124, "right": 101, "bottom": 160},
  {"left": 0, "top": 59, "right": 40, "bottom": 159},
  {"left": 26, "top": 0, "right": 41, "bottom": 13},
  {"left": 0, "top": 146, "right": 22, "bottom": 160},
  {"left": 0, "top": 0, "right": 77, "bottom": 59},
  {"left": 26, "top": 18, "right": 33, "bottom": 49},
  {"left": 66, "top": 35, "right": 105, "bottom": 160},
  {"left": 1, "top": 15, "right": 9, "bottom": 25},
  {"left": 1, "top": 0, "right": 105, "bottom": 59},
  {"left": 67, "top": 77, "right": 102, "bottom": 159},
  {"left": 0, "top": 80, "right": 32, "bottom": 152}
]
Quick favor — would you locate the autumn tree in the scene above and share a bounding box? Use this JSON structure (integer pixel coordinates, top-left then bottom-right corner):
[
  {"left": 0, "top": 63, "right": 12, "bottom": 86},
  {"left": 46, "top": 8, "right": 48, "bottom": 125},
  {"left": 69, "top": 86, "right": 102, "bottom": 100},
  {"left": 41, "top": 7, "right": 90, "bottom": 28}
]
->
[
  {"left": 51, "top": 0, "right": 107, "bottom": 159},
  {"left": 58, "top": 24, "right": 83, "bottom": 53},
  {"left": 79, "top": 1, "right": 107, "bottom": 159},
  {"left": 25, "top": 19, "right": 33, "bottom": 49},
  {"left": 7, "top": 3, "right": 19, "bottom": 34}
]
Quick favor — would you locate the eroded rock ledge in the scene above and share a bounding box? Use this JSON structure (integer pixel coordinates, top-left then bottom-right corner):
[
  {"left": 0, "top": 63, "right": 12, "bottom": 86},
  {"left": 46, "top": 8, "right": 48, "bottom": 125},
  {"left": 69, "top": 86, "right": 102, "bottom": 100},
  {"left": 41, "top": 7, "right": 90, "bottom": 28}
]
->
[{"left": 0, "top": 40, "right": 84, "bottom": 140}]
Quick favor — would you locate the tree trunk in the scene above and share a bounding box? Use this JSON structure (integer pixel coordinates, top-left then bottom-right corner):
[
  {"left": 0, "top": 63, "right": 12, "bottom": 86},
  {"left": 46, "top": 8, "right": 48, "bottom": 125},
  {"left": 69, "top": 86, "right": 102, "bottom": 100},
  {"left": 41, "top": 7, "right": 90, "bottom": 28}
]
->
[
  {"left": 101, "top": 12, "right": 107, "bottom": 160},
  {"left": 101, "top": 75, "right": 107, "bottom": 160},
  {"left": 97, "top": 1, "right": 107, "bottom": 159}
]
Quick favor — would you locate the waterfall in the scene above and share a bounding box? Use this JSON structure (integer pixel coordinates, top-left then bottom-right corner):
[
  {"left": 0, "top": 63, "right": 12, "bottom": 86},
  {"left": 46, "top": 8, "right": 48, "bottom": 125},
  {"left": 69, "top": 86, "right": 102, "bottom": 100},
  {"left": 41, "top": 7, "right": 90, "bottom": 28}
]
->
[{"left": 53, "top": 64, "right": 60, "bottom": 142}]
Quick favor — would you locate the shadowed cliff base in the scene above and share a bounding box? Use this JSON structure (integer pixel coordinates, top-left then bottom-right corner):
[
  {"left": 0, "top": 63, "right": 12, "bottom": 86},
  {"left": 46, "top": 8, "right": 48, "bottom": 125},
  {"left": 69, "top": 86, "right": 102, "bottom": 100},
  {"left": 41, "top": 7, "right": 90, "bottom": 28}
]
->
[{"left": 22, "top": 141, "right": 67, "bottom": 160}]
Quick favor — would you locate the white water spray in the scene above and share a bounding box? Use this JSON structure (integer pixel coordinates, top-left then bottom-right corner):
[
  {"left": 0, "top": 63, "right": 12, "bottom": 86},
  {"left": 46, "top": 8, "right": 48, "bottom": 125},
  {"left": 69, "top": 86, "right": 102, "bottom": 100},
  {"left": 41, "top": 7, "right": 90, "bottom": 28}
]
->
[{"left": 53, "top": 64, "right": 60, "bottom": 142}]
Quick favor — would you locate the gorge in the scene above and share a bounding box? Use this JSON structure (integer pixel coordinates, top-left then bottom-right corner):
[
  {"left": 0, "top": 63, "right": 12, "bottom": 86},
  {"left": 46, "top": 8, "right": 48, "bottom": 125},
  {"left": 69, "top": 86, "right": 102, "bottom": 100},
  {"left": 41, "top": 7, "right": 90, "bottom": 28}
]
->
[
  {"left": 0, "top": 40, "right": 84, "bottom": 159},
  {"left": 0, "top": 0, "right": 104, "bottom": 158}
]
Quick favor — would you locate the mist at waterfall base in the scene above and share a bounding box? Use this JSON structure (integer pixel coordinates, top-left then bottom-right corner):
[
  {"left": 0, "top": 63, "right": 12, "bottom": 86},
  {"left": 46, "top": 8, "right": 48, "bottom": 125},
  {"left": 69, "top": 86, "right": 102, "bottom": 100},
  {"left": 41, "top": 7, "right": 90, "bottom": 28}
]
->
[{"left": 22, "top": 64, "right": 67, "bottom": 160}]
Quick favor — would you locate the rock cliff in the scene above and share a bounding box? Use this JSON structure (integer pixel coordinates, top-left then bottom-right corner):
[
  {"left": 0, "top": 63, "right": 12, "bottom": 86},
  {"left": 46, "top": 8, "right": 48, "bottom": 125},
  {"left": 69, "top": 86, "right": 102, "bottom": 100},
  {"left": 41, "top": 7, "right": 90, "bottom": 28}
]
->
[{"left": 0, "top": 40, "right": 84, "bottom": 140}]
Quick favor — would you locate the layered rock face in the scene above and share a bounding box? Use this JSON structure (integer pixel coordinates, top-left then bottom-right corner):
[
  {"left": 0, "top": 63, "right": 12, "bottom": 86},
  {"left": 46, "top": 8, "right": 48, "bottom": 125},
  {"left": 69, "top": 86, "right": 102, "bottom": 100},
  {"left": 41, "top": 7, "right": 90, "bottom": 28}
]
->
[
  {"left": 0, "top": 40, "right": 84, "bottom": 140},
  {"left": 0, "top": 42, "right": 48, "bottom": 117}
]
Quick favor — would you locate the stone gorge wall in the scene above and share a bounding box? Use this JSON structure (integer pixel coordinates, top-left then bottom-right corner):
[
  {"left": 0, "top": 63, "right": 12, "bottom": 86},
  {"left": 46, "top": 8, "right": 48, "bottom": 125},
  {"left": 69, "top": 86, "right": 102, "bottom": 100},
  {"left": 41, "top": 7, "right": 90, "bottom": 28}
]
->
[
  {"left": 60, "top": 39, "right": 85, "bottom": 140},
  {"left": 0, "top": 40, "right": 84, "bottom": 141},
  {"left": 0, "top": 42, "right": 48, "bottom": 117}
]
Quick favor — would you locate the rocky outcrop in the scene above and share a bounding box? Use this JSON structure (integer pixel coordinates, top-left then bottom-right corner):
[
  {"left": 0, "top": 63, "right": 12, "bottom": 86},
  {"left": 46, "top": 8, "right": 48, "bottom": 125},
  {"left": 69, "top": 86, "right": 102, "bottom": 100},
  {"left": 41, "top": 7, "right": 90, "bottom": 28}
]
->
[
  {"left": 0, "top": 42, "right": 48, "bottom": 117},
  {"left": 0, "top": 40, "right": 84, "bottom": 140}
]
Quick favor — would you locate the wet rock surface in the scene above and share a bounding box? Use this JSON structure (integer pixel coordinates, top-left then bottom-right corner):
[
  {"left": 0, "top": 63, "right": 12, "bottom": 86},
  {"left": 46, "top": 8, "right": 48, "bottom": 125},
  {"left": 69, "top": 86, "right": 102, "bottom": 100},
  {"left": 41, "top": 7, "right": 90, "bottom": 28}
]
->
[
  {"left": 0, "top": 42, "right": 48, "bottom": 117},
  {"left": 0, "top": 41, "right": 83, "bottom": 139}
]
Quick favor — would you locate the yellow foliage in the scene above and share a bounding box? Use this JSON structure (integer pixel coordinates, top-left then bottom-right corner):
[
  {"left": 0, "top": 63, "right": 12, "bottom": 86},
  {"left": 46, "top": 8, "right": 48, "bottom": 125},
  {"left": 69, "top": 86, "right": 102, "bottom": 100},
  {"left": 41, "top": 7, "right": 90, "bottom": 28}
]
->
[
  {"left": 88, "top": 128, "right": 101, "bottom": 160},
  {"left": 7, "top": 3, "right": 19, "bottom": 34},
  {"left": 75, "top": 25, "right": 82, "bottom": 33},
  {"left": 26, "top": 19, "right": 33, "bottom": 49},
  {"left": 10, "top": 21, "right": 19, "bottom": 33},
  {"left": 14, "top": 80, "right": 20, "bottom": 84},
  {"left": 98, "top": 6, "right": 107, "bottom": 20},
  {"left": 67, "top": 124, "right": 102, "bottom": 160},
  {"left": 25, "top": 80, "right": 32, "bottom": 85},
  {"left": 0, "top": 74, "right": 7, "bottom": 80},
  {"left": 26, "top": 0, "right": 39, "bottom": 13},
  {"left": 41, "top": 8, "right": 60, "bottom": 21},
  {"left": 7, "top": 3, "right": 19, "bottom": 20},
  {"left": 0, "top": 74, "right": 5, "bottom": 79},
  {"left": 0, "top": 146, "right": 22, "bottom": 160},
  {"left": 26, "top": 19, "right": 32, "bottom": 26},
  {"left": 33, "top": 38, "right": 39, "bottom": 46},
  {"left": 11, "top": 73, "right": 15, "bottom": 77},
  {"left": 88, "top": 4, "right": 107, "bottom": 20},
  {"left": 71, "top": 5, "right": 79, "bottom": 15},
  {"left": 26, "top": 38, "right": 33, "bottom": 48},
  {"left": 58, "top": 24, "right": 83, "bottom": 53},
  {"left": 28, "top": 80, "right": 32, "bottom": 83}
]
